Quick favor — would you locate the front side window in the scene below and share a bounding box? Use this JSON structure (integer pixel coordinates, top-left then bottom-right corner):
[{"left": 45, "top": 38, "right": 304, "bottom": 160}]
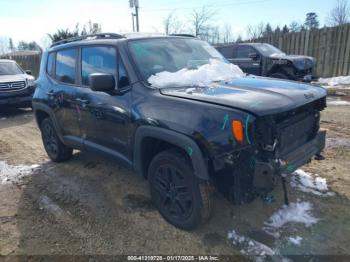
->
[
  {"left": 81, "top": 46, "right": 117, "bottom": 86},
  {"left": 233, "top": 46, "right": 255, "bottom": 59},
  {"left": 56, "top": 49, "right": 77, "bottom": 84}
]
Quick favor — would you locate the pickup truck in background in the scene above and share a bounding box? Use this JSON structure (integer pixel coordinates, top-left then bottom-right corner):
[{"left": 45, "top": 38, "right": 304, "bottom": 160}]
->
[{"left": 216, "top": 43, "right": 317, "bottom": 82}]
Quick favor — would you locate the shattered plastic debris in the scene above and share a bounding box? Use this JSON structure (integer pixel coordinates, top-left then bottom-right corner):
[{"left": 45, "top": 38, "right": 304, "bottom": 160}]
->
[
  {"left": 264, "top": 201, "right": 318, "bottom": 229},
  {"left": 288, "top": 236, "right": 303, "bottom": 245},
  {"left": 0, "top": 161, "right": 39, "bottom": 184},
  {"left": 148, "top": 59, "right": 244, "bottom": 88},
  {"left": 290, "top": 169, "right": 335, "bottom": 196},
  {"left": 227, "top": 229, "right": 275, "bottom": 256}
]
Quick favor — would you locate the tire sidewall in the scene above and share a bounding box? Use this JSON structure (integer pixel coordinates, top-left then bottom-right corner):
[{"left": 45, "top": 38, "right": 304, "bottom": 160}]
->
[
  {"left": 148, "top": 150, "right": 203, "bottom": 230},
  {"left": 40, "top": 118, "right": 60, "bottom": 160}
]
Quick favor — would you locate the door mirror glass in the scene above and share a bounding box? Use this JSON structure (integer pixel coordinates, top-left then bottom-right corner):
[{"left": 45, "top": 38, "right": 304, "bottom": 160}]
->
[
  {"left": 25, "top": 70, "right": 32, "bottom": 75},
  {"left": 248, "top": 52, "right": 260, "bottom": 60},
  {"left": 89, "top": 73, "right": 115, "bottom": 92}
]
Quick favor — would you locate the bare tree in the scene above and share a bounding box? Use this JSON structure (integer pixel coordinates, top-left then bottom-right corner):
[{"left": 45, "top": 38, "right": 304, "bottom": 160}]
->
[
  {"left": 163, "top": 11, "right": 185, "bottom": 35},
  {"left": 222, "top": 24, "right": 233, "bottom": 43},
  {"left": 0, "top": 36, "right": 9, "bottom": 55},
  {"left": 327, "top": 0, "right": 350, "bottom": 26},
  {"left": 246, "top": 22, "right": 265, "bottom": 40},
  {"left": 189, "top": 6, "right": 216, "bottom": 38}
]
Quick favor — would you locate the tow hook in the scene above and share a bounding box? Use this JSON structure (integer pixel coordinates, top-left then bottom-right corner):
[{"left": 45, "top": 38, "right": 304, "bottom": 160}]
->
[{"left": 277, "top": 159, "right": 289, "bottom": 206}]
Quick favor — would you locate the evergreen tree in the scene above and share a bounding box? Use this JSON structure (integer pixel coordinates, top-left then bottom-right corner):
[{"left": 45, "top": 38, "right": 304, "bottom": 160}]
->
[
  {"left": 304, "top": 12, "right": 319, "bottom": 30},
  {"left": 282, "top": 25, "right": 289, "bottom": 33}
]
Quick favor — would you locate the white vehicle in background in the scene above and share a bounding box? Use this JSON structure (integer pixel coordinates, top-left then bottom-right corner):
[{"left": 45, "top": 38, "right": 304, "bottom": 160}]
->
[{"left": 0, "top": 59, "right": 36, "bottom": 108}]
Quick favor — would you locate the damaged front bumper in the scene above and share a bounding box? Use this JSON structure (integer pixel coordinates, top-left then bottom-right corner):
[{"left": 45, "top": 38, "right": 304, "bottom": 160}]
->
[{"left": 252, "top": 130, "right": 326, "bottom": 190}]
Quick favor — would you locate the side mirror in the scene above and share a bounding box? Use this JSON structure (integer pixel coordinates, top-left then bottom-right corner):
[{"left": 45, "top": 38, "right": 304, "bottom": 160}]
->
[
  {"left": 25, "top": 70, "right": 32, "bottom": 75},
  {"left": 89, "top": 73, "right": 115, "bottom": 92},
  {"left": 248, "top": 53, "right": 260, "bottom": 60}
]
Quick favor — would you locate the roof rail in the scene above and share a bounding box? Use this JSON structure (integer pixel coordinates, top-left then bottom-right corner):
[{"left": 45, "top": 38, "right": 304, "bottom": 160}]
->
[
  {"left": 169, "top": 34, "right": 196, "bottom": 38},
  {"left": 50, "top": 33, "right": 125, "bottom": 47}
]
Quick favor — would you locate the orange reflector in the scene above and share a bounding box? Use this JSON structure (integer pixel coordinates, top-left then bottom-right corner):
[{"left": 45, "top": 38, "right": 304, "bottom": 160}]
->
[{"left": 232, "top": 120, "right": 244, "bottom": 143}]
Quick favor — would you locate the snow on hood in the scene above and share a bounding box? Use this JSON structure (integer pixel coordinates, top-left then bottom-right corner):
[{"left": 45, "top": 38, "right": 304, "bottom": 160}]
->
[
  {"left": 148, "top": 59, "right": 245, "bottom": 88},
  {"left": 270, "top": 52, "right": 287, "bottom": 58}
]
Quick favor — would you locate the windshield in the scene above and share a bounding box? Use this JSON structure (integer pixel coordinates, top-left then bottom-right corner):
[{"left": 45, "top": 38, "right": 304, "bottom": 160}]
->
[
  {"left": 0, "top": 62, "right": 24, "bottom": 76},
  {"left": 128, "top": 38, "right": 226, "bottom": 81},
  {"left": 255, "top": 44, "right": 286, "bottom": 56}
]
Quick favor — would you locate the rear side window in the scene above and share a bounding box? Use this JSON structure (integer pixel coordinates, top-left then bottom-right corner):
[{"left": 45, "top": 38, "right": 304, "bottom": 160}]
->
[
  {"left": 81, "top": 46, "right": 117, "bottom": 86},
  {"left": 46, "top": 52, "right": 55, "bottom": 77},
  {"left": 233, "top": 46, "right": 255, "bottom": 59},
  {"left": 56, "top": 49, "right": 77, "bottom": 84},
  {"left": 218, "top": 46, "right": 233, "bottom": 58}
]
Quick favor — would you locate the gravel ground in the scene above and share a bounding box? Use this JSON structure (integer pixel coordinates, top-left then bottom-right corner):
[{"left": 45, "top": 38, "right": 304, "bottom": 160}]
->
[{"left": 0, "top": 103, "right": 349, "bottom": 259}]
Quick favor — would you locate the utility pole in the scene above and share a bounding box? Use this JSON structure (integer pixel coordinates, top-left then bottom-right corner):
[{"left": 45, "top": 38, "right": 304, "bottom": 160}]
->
[{"left": 129, "top": 0, "right": 140, "bottom": 32}]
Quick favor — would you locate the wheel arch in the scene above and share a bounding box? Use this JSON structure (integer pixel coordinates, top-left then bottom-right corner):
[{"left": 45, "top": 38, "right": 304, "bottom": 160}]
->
[
  {"left": 33, "top": 103, "right": 64, "bottom": 141},
  {"left": 133, "top": 126, "right": 209, "bottom": 181}
]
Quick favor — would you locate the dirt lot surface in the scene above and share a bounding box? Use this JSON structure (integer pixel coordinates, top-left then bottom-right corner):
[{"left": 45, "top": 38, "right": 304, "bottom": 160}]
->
[{"left": 0, "top": 102, "right": 349, "bottom": 259}]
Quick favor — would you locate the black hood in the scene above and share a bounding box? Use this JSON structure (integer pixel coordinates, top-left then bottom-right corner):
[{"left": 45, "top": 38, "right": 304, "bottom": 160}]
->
[
  {"left": 159, "top": 76, "right": 327, "bottom": 117},
  {"left": 269, "top": 54, "right": 316, "bottom": 70}
]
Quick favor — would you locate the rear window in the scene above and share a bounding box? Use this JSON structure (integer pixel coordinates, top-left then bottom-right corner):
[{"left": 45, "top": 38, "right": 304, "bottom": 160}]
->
[{"left": 56, "top": 49, "right": 77, "bottom": 84}]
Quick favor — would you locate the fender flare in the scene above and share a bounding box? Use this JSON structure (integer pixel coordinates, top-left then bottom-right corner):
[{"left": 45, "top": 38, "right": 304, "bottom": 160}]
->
[
  {"left": 133, "top": 126, "right": 209, "bottom": 181},
  {"left": 33, "top": 103, "right": 64, "bottom": 142}
]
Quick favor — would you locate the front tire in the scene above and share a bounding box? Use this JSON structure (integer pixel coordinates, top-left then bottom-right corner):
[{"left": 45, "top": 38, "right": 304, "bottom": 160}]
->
[
  {"left": 148, "top": 148, "right": 212, "bottom": 230},
  {"left": 40, "top": 118, "right": 73, "bottom": 162},
  {"left": 270, "top": 72, "right": 289, "bottom": 80}
]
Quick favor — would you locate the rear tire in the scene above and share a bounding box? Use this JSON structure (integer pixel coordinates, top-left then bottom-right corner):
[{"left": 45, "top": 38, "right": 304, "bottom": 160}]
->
[
  {"left": 148, "top": 148, "right": 212, "bottom": 230},
  {"left": 40, "top": 118, "right": 73, "bottom": 162}
]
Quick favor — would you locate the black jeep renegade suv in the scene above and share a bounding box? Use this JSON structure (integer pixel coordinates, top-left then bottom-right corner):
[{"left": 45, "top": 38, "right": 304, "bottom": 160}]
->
[{"left": 33, "top": 33, "right": 327, "bottom": 230}]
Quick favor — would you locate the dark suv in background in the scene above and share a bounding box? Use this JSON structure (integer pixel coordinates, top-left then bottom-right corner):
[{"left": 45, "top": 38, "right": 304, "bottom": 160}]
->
[
  {"left": 33, "top": 33, "right": 326, "bottom": 230},
  {"left": 0, "top": 59, "right": 36, "bottom": 108},
  {"left": 216, "top": 43, "right": 317, "bottom": 82}
]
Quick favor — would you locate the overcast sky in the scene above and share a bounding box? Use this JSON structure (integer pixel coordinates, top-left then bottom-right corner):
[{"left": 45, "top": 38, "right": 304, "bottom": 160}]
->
[{"left": 0, "top": 0, "right": 342, "bottom": 47}]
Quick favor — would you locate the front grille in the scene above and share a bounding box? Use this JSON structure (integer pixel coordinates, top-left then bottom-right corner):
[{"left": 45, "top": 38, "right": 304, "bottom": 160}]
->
[
  {"left": 256, "top": 99, "right": 324, "bottom": 157},
  {"left": 0, "top": 81, "right": 26, "bottom": 91},
  {"left": 277, "top": 112, "right": 318, "bottom": 156}
]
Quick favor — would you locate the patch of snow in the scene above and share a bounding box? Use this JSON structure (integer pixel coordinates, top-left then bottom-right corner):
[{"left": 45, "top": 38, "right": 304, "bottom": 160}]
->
[
  {"left": 0, "top": 161, "right": 39, "bottom": 184},
  {"left": 327, "top": 137, "right": 350, "bottom": 148},
  {"left": 270, "top": 52, "right": 287, "bottom": 58},
  {"left": 148, "top": 59, "right": 245, "bottom": 88},
  {"left": 290, "top": 169, "right": 335, "bottom": 196},
  {"left": 227, "top": 229, "right": 275, "bottom": 256},
  {"left": 0, "top": 117, "right": 6, "bottom": 120},
  {"left": 288, "top": 236, "right": 303, "bottom": 245},
  {"left": 264, "top": 201, "right": 318, "bottom": 229},
  {"left": 318, "top": 76, "right": 350, "bottom": 87},
  {"left": 327, "top": 100, "right": 350, "bottom": 106}
]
